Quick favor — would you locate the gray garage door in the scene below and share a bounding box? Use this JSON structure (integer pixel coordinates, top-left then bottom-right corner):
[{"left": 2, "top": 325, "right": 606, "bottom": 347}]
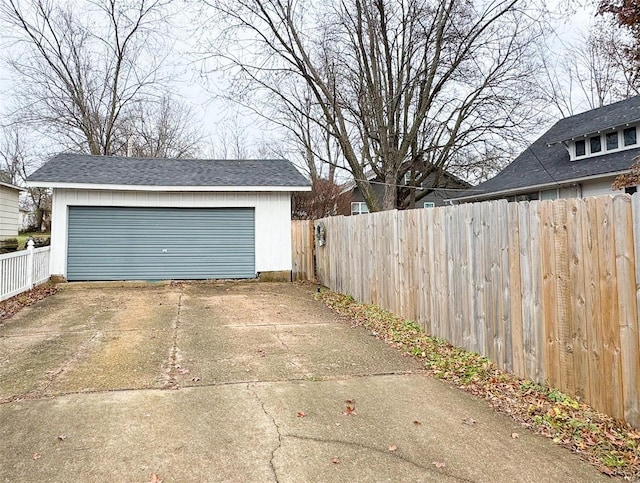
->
[{"left": 67, "top": 206, "right": 255, "bottom": 281}]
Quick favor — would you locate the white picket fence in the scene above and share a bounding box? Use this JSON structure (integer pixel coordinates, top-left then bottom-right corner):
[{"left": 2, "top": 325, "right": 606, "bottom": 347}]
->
[{"left": 0, "top": 241, "right": 51, "bottom": 302}]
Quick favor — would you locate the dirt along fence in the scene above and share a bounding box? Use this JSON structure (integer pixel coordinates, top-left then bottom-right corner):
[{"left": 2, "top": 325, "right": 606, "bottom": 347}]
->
[{"left": 293, "top": 194, "right": 640, "bottom": 429}]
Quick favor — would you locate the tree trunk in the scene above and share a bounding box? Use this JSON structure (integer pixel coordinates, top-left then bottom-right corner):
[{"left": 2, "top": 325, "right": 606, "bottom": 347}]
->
[{"left": 382, "top": 171, "right": 397, "bottom": 210}]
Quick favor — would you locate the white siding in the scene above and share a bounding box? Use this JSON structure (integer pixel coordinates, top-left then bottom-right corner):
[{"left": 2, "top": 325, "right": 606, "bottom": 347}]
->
[
  {"left": 0, "top": 186, "right": 20, "bottom": 239},
  {"left": 581, "top": 177, "right": 618, "bottom": 198},
  {"left": 50, "top": 188, "right": 293, "bottom": 278}
]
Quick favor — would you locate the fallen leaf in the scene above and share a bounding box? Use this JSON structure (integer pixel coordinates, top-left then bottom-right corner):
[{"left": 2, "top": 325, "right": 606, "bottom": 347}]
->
[
  {"left": 32, "top": 453, "right": 41, "bottom": 460},
  {"left": 57, "top": 434, "right": 66, "bottom": 441},
  {"left": 599, "top": 466, "right": 615, "bottom": 476},
  {"left": 297, "top": 411, "right": 307, "bottom": 418},
  {"left": 432, "top": 461, "right": 445, "bottom": 468},
  {"left": 342, "top": 399, "right": 357, "bottom": 416},
  {"left": 332, "top": 457, "right": 340, "bottom": 465},
  {"left": 388, "top": 445, "right": 397, "bottom": 452},
  {"left": 511, "top": 432, "right": 519, "bottom": 439},
  {"left": 462, "top": 417, "right": 476, "bottom": 426},
  {"left": 413, "top": 420, "right": 422, "bottom": 426},
  {"left": 149, "top": 472, "right": 162, "bottom": 483}
]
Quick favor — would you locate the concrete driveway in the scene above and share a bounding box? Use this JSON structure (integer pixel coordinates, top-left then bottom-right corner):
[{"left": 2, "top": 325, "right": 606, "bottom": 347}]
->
[{"left": 0, "top": 282, "right": 606, "bottom": 482}]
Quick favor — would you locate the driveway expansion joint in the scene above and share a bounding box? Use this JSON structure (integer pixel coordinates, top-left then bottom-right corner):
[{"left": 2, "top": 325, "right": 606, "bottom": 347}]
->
[
  {"left": 165, "top": 292, "right": 183, "bottom": 389},
  {"left": 247, "top": 383, "right": 282, "bottom": 483}
]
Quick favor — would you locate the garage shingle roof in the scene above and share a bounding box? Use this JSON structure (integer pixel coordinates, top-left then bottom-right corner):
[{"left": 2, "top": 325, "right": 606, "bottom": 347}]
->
[
  {"left": 27, "top": 153, "right": 310, "bottom": 188},
  {"left": 456, "top": 96, "right": 640, "bottom": 200}
]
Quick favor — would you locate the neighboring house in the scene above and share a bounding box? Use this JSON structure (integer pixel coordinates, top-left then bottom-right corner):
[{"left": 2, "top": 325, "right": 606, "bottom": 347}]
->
[
  {"left": 18, "top": 208, "right": 33, "bottom": 231},
  {"left": 27, "top": 153, "right": 311, "bottom": 282},
  {"left": 455, "top": 96, "right": 640, "bottom": 203},
  {"left": 347, "top": 169, "right": 471, "bottom": 215},
  {"left": 0, "top": 181, "right": 23, "bottom": 240}
]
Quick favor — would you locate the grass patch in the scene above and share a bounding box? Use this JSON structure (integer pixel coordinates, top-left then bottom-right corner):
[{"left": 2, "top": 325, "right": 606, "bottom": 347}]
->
[
  {"left": 316, "top": 289, "right": 640, "bottom": 480},
  {"left": 16, "top": 233, "right": 50, "bottom": 250}
]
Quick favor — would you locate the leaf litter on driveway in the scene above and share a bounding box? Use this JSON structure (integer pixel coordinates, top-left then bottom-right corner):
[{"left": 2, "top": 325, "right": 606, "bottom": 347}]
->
[{"left": 317, "top": 289, "right": 640, "bottom": 480}]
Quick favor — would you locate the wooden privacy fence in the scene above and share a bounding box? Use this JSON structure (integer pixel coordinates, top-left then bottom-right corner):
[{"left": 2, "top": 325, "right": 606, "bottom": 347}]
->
[
  {"left": 312, "top": 194, "right": 640, "bottom": 428},
  {"left": 291, "top": 220, "right": 315, "bottom": 281}
]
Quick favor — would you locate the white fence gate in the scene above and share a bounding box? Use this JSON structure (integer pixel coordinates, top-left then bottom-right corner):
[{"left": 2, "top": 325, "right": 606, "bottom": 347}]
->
[{"left": 0, "top": 241, "right": 51, "bottom": 302}]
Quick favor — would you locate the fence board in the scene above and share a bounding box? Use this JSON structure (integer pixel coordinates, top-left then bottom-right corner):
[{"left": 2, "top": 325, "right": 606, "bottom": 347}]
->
[
  {"left": 613, "top": 195, "right": 640, "bottom": 428},
  {"left": 540, "top": 200, "right": 560, "bottom": 388},
  {"left": 555, "top": 200, "right": 575, "bottom": 396},
  {"left": 508, "top": 202, "right": 525, "bottom": 377},
  {"left": 583, "top": 197, "right": 606, "bottom": 413},
  {"left": 312, "top": 194, "right": 640, "bottom": 428},
  {"left": 567, "top": 198, "right": 590, "bottom": 404},
  {"left": 597, "top": 197, "right": 624, "bottom": 419}
]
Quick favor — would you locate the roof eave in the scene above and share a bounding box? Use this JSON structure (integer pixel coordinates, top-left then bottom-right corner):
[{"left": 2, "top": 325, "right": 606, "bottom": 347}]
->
[
  {"left": 454, "top": 170, "right": 630, "bottom": 201},
  {"left": 26, "top": 181, "right": 312, "bottom": 192},
  {"left": 0, "top": 181, "right": 24, "bottom": 191}
]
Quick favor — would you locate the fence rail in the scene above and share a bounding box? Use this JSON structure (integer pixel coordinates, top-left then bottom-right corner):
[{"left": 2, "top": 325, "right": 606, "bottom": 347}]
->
[
  {"left": 308, "top": 194, "right": 640, "bottom": 428},
  {"left": 0, "top": 243, "right": 51, "bottom": 302}
]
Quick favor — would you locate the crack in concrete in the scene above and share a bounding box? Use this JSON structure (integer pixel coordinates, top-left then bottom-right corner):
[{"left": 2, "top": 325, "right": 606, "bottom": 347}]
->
[
  {"left": 274, "top": 326, "right": 290, "bottom": 350},
  {"left": 247, "top": 383, "right": 282, "bottom": 483},
  {"left": 284, "top": 434, "right": 475, "bottom": 482}
]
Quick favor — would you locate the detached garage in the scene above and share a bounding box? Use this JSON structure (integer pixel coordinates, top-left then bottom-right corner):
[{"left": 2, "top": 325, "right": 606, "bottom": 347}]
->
[{"left": 27, "top": 153, "right": 311, "bottom": 281}]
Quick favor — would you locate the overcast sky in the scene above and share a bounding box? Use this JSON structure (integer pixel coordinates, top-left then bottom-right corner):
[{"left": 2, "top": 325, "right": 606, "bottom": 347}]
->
[{"left": 0, "top": 1, "right": 602, "bottom": 167}]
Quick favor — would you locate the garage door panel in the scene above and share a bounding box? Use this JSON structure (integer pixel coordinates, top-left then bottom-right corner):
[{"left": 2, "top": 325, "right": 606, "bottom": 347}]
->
[{"left": 67, "top": 207, "right": 255, "bottom": 281}]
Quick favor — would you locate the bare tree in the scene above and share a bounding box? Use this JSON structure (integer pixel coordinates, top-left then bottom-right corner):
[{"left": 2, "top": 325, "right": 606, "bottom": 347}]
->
[
  {"left": 204, "top": 113, "right": 255, "bottom": 158},
  {"left": 0, "top": 126, "right": 51, "bottom": 231},
  {"left": 200, "top": 0, "right": 545, "bottom": 211},
  {"left": 123, "top": 95, "right": 203, "bottom": 158},
  {"left": 0, "top": 0, "right": 179, "bottom": 156},
  {"left": 0, "top": 127, "right": 25, "bottom": 185},
  {"left": 291, "top": 178, "right": 351, "bottom": 220},
  {"left": 599, "top": 0, "right": 640, "bottom": 93},
  {"left": 263, "top": 84, "right": 346, "bottom": 184},
  {"left": 540, "top": 19, "right": 638, "bottom": 116}
]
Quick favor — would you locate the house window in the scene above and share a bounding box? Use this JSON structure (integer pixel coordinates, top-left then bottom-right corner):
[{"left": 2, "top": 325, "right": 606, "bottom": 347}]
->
[
  {"left": 572, "top": 124, "right": 638, "bottom": 160},
  {"left": 423, "top": 202, "right": 435, "bottom": 208},
  {"left": 404, "top": 173, "right": 411, "bottom": 185},
  {"left": 624, "top": 126, "right": 637, "bottom": 146},
  {"left": 351, "top": 202, "right": 369, "bottom": 215}
]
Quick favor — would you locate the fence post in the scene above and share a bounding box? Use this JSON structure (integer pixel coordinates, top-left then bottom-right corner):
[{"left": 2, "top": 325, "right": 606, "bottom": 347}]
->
[{"left": 26, "top": 239, "right": 34, "bottom": 289}]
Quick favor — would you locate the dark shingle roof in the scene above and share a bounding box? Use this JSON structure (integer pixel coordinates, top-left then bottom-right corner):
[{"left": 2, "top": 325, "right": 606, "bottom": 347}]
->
[
  {"left": 27, "top": 153, "right": 310, "bottom": 188},
  {"left": 456, "top": 96, "right": 640, "bottom": 200}
]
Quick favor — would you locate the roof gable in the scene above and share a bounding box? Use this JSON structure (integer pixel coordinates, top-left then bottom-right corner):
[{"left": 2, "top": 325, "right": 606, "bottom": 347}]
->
[
  {"left": 456, "top": 96, "right": 640, "bottom": 200},
  {"left": 27, "top": 153, "right": 311, "bottom": 190}
]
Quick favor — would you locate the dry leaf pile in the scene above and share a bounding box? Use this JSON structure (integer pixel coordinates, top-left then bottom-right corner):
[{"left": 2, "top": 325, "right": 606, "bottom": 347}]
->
[{"left": 0, "top": 284, "right": 58, "bottom": 324}]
